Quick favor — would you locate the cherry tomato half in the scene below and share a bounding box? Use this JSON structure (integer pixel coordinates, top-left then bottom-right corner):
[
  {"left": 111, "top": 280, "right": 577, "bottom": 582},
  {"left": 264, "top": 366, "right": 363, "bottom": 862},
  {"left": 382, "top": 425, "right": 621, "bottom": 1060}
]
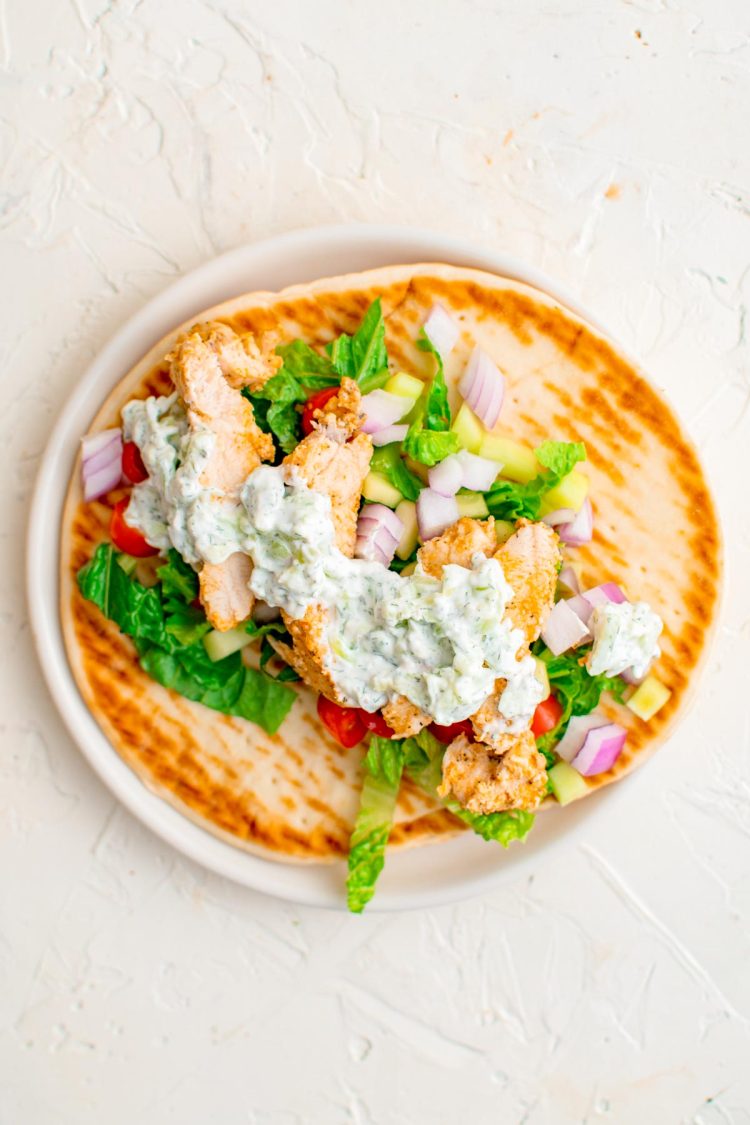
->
[
  {"left": 110, "top": 497, "right": 159, "bottom": 558},
  {"left": 429, "top": 719, "right": 474, "bottom": 744},
  {"left": 361, "top": 710, "right": 394, "bottom": 738},
  {"left": 317, "top": 696, "right": 368, "bottom": 749},
  {"left": 530, "top": 694, "right": 563, "bottom": 738},
  {"left": 301, "top": 387, "right": 339, "bottom": 436},
  {"left": 121, "top": 441, "right": 148, "bottom": 483}
]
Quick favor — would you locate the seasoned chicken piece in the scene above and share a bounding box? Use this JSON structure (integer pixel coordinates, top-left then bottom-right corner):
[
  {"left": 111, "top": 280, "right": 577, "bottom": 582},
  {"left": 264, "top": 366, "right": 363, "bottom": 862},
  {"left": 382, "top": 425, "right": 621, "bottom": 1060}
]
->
[
  {"left": 283, "top": 410, "right": 372, "bottom": 556},
  {"left": 495, "top": 519, "right": 560, "bottom": 646},
  {"left": 312, "top": 377, "right": 363, "bottom": 437},
  {"left": 417, "top": 516, "right": 497, "bottom": 577},
  {"left": 438, "top": 731, "right": 547, "bottom": 814},
  {"left": 471, "top": 520, "right": 560, "bottom": 749},
  {"left": 382, "top": 697, "right": 431, "bottom": 739},
  {"left": 272, "top": 416, "right": 373, "bottom": 702},
  {"left": 169, "top": 325, "right": 275, "bottom": 631},
  {"left": 186, "top": 320, "right": 282, "bottom": 391}
]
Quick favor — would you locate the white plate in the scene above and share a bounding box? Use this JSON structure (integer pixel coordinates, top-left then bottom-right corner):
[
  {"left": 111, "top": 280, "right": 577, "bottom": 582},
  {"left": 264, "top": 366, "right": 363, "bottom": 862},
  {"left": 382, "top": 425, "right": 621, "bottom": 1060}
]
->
[{"left": 27, "top": 223, "right": 632, "bottom": 910}]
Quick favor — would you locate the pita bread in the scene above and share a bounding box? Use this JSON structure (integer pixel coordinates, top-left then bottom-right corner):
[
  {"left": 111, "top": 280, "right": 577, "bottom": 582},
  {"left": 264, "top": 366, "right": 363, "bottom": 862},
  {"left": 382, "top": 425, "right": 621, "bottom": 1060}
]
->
[{"left": 60, "top": 264, "right": 722, "bottom": 862}]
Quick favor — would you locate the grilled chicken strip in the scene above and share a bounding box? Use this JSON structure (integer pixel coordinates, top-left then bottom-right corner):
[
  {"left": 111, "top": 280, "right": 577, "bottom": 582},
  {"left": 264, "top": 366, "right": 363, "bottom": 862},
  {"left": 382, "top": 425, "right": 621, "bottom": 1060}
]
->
[
  {"left": 269, "top": 383, "right": 373, "bottom": 701},
  {"left": 168, "top": 322, "right": 275, "bottom": 631}
]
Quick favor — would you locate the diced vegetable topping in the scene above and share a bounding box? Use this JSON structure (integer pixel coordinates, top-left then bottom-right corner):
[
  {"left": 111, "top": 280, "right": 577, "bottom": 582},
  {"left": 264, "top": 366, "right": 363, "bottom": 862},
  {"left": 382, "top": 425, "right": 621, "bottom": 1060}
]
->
[
  {"left": 362, "top": 471, "right": 403, "bottom": 508},
  {"left": 626, "top": 674, "right": 672, "bottom": 721},
  {"left": 455, "top": 491, "right": 489, "bottom": 519},
  {"left": 394, "top": 499, "right": 419, "bottom": 560},
  {"left": 458, "top": 347, "right": 505, "bottom": 429},
  {"left": 384, "top": 371, "right": 425, "bottom": 400},
  {"left": 361, "top": 389, "right": 411, "bottom": 434},
  {"left": 416, "top": 488, "right": 459, "bottom": 541},
  {"left": 557, "top": 497, "right": 593, "bottom": 546},
  {"left": 81, "top": 428, "right": 123, "bottom": 501},
  {"left": 450, "top": 401, "right": 485, "bottom": 453},
  {"left": 540, "top": 599, "right": 591, "bottom": 655},
  {"left": 423, "top": 304, "right": 460, "bottom": 359},
  {"left": 203, "top": 625, "right": 254, "bottom": 663},
  {"left": 478, "top": 434, "right": 537, "bottom": 482},
  {"left": 540, "top": 470, "right": 590, "bottom": 517},
  {"left": 355, "top": 504, "right": 403, "bottom": 566},
  {"left": 570, "top": 723, "right": 627, "bottom": 776},
  {"left": 548, "top": 761, "right": 589, "bottom": 805}
]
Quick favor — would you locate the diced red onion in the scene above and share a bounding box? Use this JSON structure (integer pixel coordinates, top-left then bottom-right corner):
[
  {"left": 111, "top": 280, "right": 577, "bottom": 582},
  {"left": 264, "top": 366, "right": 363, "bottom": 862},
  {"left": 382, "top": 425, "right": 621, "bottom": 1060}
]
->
[
  {"left": 582, "top": 582, "right": 627, "bottom": 609},
  {"left": 558, "top": 565, "right": 581, "bottom": 595},
  {"left": 423, "top": 304, "right": 460, "bottom": 359},
  {"left": 357, "top": 504, "right": 404, "bottom": 542},
  {"left": 361, "top": 390, "right": 410, "bottom": 434},
  {"left": 355, "top": 505, "right": 403, "bottom": 566},
  {"left": 82, "top": 428, "right": 121, "bottom": 462},
  {"left": 81, "top": 428, "right": 123, "bottom": 501},
  {"left": 428, "top": 454, "right": 464, "bottom": 497},
  {"left": 570, "top": 723, "right": 627, "bottom": 776},
  {"left": 253, "top": 600, "right": 281, "bottom": 624},
  {"left": 458, "top": 347, "right": 505, "bottom": 429},
  {"left": 540, "top": 599, "right": 590, "bottom": 655},
  {"left": 456, "top": 450, "right": 498, "bottom": 491},
  {"left": 416, "top": 489, "right": 459, "bottom": 541},
  {"left": 566, "top": 593, "right": 594, "bottom": 626},
  {"left": 555, "top": 714, "right": 610, "bottom": 762},
  {"left": 371, "top": 424, "right": 409, "bottom": 447},
  {"left": 543, "top": 508, "right": 577, "bottom": 528},
  {"left": 557, "top": 498, "right": 593, "bottom": 547}
]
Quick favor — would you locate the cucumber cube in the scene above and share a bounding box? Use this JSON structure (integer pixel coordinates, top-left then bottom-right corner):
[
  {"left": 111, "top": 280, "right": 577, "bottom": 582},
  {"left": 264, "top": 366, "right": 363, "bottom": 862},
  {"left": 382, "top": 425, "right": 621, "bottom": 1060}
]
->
[
  {"left": 494, "top": 519, "right": 515, "bottom": 543},
  {"left": 533, "top": 656, "right": 550, "bottom": 698},
  {"left": 204, "top": 625, "right": 253, "bottom": 663},
  {"left": 478, "top": 435, "right": 537, "bottom": 482},
  {"left": 626, "top": 674, "right": 672, "bottom": 721},
  {"left": 451, "top": 402, "right": 485, "bottom": 453},
  {"left": 539, "top": 470, "right": 589, "bottom": 515},
  {"left": 362, "top": 471, "right": 403, "bottom": 508},
  {"left": 548, "top": 762, "right": 589, "bottom": 805},
  {"left": 399, "top": 561, "right": 417, "bottom": 576},
  {"left": 455, "top": 491, "right": 489, "bottom": 519},
  {"left": 384, "top": 371, "right": 425, "bottom": 400},
  {"left": 395, "top": 499, "right": 419, "bottom": 559}
]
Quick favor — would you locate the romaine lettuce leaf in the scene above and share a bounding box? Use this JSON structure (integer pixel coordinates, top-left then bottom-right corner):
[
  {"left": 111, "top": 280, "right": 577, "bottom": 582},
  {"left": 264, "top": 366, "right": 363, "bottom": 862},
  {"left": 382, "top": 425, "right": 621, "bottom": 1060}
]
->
[
  {"left": 78, "top": 544, "right": 296, "bottom": 735},
  {"left": 533, "top": 642, "right": 626, "bottom": 756},
  {"left": 402, "top": 332, "right": 460, "bottom": 467},
  {"left": 329, "top": 298, "right": 389, "bottom": 391},
  {"left": 346, "top": 735, "right": 404, "bottom": 913}
]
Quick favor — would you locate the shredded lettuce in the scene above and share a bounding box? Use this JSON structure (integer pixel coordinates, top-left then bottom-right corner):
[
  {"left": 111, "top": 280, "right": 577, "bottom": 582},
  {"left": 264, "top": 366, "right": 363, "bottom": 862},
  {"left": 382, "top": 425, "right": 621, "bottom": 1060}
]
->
[
  {"left": 484, "top": 440, "right": 587, "bottom": 521},
  {"left": 346, "top": 736, "right": 404, "bottom": 913},
  {"left": 77, "top": 544, "right": 296, "bottom": 735}
]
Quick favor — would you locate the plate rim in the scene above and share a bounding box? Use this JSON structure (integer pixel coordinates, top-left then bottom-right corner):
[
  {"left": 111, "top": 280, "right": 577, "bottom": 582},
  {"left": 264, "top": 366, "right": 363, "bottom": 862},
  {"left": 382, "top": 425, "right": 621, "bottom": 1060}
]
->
[{"left": 25, "top": 222, "right": 682, "bottom": 910}]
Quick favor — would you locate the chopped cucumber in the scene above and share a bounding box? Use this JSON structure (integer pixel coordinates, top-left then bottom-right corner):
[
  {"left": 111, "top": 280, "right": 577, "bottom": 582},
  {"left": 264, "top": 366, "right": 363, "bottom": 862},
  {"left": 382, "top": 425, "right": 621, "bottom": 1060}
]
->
[
  {"left": 455, "top": 491, "right": 489, "bottom": 519},
  {"left": 548, "top": 762, "right": 589, "bottom": 805},
  {"left": 626, "top": 674, "right": 672, "bottom": 721},
  {"left": 494, "top": 519, "right": 515, "bottom": 543},
  {"left": 116, "top": 553, "right": 138, "bottom": 576},
  {"left": 451, "top": 401, "right": 485, "bottom": 453},
  {"left": 533, "top": 656, "right": 550, "bottom": 698},
  {"left": 203, "top": 625, "right": 253, "bottom": 663},
  {"left": 384, "top": 371, "right": 425, "bottom": 400},
  {"left": 478, "top": 435, "right": 537, "bottom": 482},
  {"left": 539, "top": 470, "right": 589, "bottom": 515},
  {"left": 362, "top": 471, "right": 403, "bottom": 508},
  {"left": 399, "top": 561, "right": 417, "bottom": 576},
  {"left": 395, "top": 499, "right": 419, "bottom": 560}
]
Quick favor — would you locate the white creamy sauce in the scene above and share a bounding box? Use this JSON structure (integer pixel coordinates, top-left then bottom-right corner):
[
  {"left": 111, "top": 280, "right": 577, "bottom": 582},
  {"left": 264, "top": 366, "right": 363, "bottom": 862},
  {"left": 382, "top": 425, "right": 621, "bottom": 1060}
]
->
[
  {"left": 122, "top": 399, "right": 543, "bottom": 728},
  {"left": 586, "top": 601, "right": 663, "bottom": 679}
]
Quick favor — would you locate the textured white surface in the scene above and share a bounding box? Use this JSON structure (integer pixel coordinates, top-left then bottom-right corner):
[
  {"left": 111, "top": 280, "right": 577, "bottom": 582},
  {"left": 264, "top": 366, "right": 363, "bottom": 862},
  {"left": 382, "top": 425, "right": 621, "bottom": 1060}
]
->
[{"left": 2, "top": 1, "right": 749, "bottom": 1122}]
